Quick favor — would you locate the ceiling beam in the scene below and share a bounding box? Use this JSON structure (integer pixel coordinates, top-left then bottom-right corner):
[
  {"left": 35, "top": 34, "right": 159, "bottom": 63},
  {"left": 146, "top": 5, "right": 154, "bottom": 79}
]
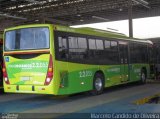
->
[
  {"left": 24, "top": 0, "right": 43, "bottom": 4},
  {"left": 132, "top": 0, "right": 150, "bottom": 8},
  {"left": 0, "top": 13, "right": 26, "bottom": 20},
  {"left": 92, "top": 16, "right": 109, "bottom": 21},
  {"left": 42, "top": 17, "right": 71, "bottom": 25}
]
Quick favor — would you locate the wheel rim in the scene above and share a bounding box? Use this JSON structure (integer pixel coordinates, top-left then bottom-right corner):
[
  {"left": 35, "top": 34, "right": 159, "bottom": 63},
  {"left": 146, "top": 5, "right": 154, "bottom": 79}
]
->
[
  {"left": 141, "top": 72, "right": 146, "bottom": 82},
  {"left": 95, "top": 78, "right": 102, "bottom": 91}
]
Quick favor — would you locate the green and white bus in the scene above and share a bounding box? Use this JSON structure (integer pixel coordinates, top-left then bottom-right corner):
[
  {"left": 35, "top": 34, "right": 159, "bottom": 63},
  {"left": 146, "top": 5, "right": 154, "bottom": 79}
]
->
[{"left": 3, "top": 24, "right": 152, "bottom": 95}]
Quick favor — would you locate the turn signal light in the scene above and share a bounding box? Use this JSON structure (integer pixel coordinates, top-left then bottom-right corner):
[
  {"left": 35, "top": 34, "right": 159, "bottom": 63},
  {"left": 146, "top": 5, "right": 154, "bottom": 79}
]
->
[
  {"left": 3, "top": 61, "right": 10, "bottom": 84},
  {"left": 44, "top": 55, "right": 53, "bottom": 85}
]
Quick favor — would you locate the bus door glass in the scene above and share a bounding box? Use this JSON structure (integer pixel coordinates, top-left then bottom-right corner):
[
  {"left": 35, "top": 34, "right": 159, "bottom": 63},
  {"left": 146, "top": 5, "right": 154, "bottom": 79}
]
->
[{"left": 119, "top": 41, "right": 129, "bottom": 82}]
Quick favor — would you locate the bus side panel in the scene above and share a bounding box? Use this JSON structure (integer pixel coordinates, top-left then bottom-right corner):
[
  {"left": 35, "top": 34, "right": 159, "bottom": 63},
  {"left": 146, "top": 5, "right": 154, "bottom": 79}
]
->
[
  {"left": 57, "top": 63, "right": 123, "bottom": 95},
  {"left": 56, "top": 63, "right": 151, "bottom": 95},
  {"left": 100, "top": 65, "right": 121, "bottom": 87},
  {"left": 129, "top": 63, "right": 150, "bottom": 81},
  {"left": 53, "top": 60, "right": 69, "bottom": 95},
  {"left": 55, "top": 63, "right": 150, "bottom": 95},
  {"left": 57, "top": 62, "right": 98, "bottom": 95}
]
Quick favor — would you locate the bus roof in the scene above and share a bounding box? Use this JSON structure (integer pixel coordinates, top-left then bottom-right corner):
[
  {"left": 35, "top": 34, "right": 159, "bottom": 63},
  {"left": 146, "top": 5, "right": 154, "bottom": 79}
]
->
[
  {"left": 76, "top": 27, "right": 126, "bottom": 37},
  {"left": 54, "top": 24, "right": 152, "bottom": 44},
  {"left": 4, "top": 24, "right": 152, "bottom": 44}
]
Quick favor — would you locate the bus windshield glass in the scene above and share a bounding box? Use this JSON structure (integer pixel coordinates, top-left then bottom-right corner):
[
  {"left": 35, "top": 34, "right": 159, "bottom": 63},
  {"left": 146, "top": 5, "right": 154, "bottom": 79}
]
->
[{"left": 4, "top": 27, "right": 49, "bottom": 51}]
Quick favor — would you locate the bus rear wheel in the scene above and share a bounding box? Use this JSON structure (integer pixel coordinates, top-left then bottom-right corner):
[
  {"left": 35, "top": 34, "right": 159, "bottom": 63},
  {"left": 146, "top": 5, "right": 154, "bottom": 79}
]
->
[{"left": 90, "top": 73, "right": 104, "bottom": 95}]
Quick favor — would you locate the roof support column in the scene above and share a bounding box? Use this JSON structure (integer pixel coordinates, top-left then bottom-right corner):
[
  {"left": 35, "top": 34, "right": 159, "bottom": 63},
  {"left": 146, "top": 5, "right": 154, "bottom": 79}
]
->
[{"left": 128, "top": 0, "right": 133, "bottom": 38}]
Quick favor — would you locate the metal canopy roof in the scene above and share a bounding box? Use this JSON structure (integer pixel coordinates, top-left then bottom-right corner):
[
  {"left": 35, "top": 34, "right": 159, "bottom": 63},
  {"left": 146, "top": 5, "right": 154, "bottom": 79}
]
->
[{"left": 0, "top": 0, "right": 160, "bottom": 31}]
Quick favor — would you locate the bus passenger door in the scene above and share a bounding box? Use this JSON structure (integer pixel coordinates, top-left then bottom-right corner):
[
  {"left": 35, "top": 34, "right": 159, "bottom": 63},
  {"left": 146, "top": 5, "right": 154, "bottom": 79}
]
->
[{"left": 119, "top": 41, "right": 129, "bottom": 82}]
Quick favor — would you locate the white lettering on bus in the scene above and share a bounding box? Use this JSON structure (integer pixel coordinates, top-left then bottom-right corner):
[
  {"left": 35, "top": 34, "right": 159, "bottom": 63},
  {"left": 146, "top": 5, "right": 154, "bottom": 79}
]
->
[
  {"left": 8, "top": 62, "right": 48, "bottom": 69},
  {"left": 79, "top": 70, "right": 92, "bottom": 78},
  {"left": 107, "top": 68, "right": 120, "bottom": 72}
]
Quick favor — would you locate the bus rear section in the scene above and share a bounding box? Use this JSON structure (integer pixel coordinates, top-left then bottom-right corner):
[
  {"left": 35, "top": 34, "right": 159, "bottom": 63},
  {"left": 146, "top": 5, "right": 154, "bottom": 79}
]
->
[{"left": 3, "top": 26, "right": 56, "bottom": 94}]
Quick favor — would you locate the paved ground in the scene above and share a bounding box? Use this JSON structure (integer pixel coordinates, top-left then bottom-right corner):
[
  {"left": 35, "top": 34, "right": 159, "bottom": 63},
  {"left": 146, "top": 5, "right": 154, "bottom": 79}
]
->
[{"left": 0, "top": 82, "right": 160, "bottom": 118}]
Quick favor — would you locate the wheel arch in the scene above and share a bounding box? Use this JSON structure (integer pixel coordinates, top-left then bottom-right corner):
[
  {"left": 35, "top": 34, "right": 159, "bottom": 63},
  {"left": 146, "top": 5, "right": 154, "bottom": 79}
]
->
[
  {"left": 94, "top": 70, "right": 105, "bottom": 80},
  {"left": 94, "top": 70, "right": 105, "bottom": 85}
]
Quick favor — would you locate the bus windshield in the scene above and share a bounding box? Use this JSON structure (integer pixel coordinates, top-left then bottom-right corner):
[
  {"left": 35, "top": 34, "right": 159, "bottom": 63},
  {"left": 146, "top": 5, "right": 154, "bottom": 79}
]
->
[{"left": 4, "top": 27, "right": 49, "bottom": 51}]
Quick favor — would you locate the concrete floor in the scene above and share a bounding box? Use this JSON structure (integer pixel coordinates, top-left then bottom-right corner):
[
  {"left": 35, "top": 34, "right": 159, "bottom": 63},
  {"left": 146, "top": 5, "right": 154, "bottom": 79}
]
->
[{"left": 0, "top": 83, "right": 160, "bottom": 118}]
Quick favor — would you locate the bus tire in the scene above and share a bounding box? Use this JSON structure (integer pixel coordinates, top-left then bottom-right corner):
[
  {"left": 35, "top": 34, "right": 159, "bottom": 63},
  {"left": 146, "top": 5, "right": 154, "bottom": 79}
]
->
[
  {"left": 90, "top": 73, "right": 104, "bottom": 95},
  {"left": 140, "top": 69, "right": 147, "bottom": 84}
]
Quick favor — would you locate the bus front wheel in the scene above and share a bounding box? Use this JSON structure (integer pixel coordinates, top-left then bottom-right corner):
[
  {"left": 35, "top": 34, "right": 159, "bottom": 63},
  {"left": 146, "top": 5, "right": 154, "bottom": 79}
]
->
[{"left": 90, "top": 73, "right": 104, "bottom": 95}]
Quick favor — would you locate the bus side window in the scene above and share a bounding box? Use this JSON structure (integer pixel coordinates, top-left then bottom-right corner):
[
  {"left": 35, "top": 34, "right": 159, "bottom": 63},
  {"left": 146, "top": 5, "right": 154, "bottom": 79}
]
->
[
  {"left": 77, "top": 37, "right": 88, "bottom": 59},
  {"left": 103, "top": 40, "right": 119, "bottom": 64},
  {"left": 58, "top": 37, "right": 68, "bottom": 59},
  {"left": 88, "top": 39, "right": 96, "bottom": 58},
  {"left": 68, "top": 36, "right": 87, "bottom": 60}
]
